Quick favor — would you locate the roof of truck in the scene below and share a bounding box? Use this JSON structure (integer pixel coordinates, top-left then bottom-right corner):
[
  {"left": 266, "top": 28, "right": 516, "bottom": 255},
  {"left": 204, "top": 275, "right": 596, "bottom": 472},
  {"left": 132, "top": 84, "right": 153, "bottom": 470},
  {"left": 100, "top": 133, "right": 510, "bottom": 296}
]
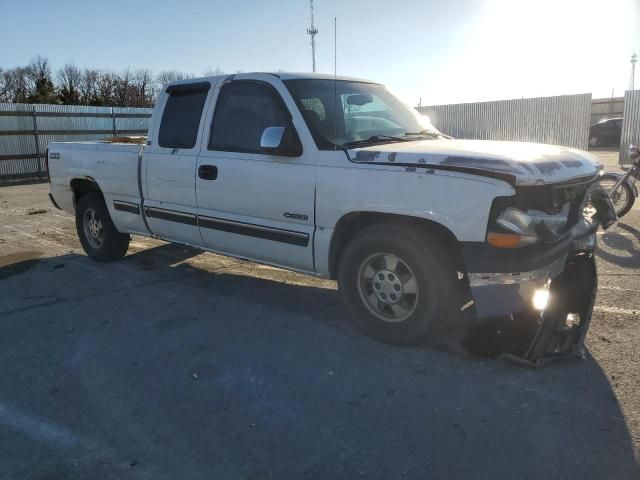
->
[
  {"left": 269, "top": 72, "right": 378, "bottom": 83},
  {"left": 164, "top": 72, "right": 379, "bottom": 90}
]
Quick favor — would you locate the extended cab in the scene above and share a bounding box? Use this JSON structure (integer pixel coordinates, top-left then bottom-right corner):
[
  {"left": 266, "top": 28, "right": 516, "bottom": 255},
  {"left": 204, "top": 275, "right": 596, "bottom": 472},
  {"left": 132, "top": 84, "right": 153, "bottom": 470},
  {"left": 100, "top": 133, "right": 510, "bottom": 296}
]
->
[{"left": 48, "top": 73, "right": 612, "bottom": 365}]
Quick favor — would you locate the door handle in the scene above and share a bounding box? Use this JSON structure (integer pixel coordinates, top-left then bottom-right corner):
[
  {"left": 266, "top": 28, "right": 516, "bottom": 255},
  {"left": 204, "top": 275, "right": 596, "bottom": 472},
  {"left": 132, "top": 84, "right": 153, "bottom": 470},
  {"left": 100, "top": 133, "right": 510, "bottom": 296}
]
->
[{"left": 198, "top": 165, "right": 218, "bottom": 180}]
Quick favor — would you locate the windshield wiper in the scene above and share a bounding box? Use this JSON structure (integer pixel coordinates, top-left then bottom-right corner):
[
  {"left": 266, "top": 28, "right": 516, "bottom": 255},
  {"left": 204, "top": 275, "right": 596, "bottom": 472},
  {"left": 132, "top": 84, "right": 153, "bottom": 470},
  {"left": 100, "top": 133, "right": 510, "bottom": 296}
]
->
[
  {"left": 342, "top": 135, "right": 411, "bottom": 148},
  {"left": 405, "top": 130, "right": 453, "bottom": 140},
  {"left": 404, "top": 130, "right": 442, "bottom": 138}
]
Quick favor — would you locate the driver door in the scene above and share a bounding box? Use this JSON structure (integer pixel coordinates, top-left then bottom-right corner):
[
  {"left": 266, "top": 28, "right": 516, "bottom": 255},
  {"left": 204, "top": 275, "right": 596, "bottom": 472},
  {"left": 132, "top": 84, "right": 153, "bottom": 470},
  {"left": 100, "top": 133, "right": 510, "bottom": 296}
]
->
[{"left": 195, "top": 77, "right": 316, "bottom": 272}]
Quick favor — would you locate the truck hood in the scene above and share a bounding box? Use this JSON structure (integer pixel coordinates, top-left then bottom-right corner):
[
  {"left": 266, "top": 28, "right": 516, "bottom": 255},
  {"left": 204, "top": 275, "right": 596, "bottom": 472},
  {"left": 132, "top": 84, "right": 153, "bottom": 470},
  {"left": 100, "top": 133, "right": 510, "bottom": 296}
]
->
[{"left": 347, "top": 139, "right": 602, "bottom": 186}]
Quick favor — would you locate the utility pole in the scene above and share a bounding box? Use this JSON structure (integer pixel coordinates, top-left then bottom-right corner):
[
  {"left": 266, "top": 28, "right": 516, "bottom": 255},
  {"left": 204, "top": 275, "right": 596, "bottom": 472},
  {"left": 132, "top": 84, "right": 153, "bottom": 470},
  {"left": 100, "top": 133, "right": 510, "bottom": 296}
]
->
[
  {"left": 307, "top": 0, "right": 318, "bottom": 73},
  {"left": 631, "top": 53, "right": 637, "bottom": 90}
]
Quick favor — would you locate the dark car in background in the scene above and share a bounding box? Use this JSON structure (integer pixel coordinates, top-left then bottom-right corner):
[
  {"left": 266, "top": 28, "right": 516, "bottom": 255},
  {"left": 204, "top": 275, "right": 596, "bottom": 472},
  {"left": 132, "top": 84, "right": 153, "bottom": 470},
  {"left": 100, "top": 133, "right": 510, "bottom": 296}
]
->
[{"left": 589, "top": 117, "right": 622, "bottom": 147}]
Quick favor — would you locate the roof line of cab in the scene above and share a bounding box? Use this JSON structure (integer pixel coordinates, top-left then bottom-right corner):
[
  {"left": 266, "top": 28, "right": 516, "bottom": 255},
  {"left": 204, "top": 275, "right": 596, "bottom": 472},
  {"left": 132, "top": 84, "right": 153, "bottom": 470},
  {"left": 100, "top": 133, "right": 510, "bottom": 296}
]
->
[{"left": 163, "top": 72, "right": 380, "bottom": 90}]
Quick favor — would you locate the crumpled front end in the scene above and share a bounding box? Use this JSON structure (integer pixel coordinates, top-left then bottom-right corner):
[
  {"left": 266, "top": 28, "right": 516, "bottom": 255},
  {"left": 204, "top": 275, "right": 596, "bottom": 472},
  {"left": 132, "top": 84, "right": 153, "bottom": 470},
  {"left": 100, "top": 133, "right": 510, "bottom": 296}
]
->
[
  {"left": 457, "top": 181, "right": 614, "bottom": 366},
  {"left": 462, "top": 233, "right": 597, "bottom": 366}
]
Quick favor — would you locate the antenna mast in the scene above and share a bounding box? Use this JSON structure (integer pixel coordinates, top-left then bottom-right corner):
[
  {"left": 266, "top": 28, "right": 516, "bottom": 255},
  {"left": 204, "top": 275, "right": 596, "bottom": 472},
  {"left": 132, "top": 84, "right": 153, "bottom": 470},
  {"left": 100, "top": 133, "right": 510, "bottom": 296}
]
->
[{"left": 307, "top": 0, "right": 318, "bottom": 73}]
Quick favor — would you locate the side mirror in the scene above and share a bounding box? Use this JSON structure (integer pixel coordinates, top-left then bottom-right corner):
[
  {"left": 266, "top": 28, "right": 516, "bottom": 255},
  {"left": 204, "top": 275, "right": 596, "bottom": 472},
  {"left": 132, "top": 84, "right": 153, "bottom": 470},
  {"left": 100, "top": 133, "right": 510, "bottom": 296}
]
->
[{"left": 260, "top": 126, "right": 286, "bottom": 153}]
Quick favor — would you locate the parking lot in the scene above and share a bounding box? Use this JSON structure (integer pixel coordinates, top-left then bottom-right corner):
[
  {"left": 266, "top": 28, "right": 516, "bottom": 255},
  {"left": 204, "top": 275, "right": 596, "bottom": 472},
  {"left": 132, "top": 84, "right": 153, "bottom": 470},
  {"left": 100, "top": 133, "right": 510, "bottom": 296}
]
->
[{"left": 1, "top": 173, "right": 639, "bottom": 479}]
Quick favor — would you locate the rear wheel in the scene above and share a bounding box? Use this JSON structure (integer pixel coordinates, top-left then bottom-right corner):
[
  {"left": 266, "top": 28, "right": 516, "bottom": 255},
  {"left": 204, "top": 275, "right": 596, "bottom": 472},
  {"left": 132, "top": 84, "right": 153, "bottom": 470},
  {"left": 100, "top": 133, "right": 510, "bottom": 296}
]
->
[
  {"left": 596, "top": 174, "right": 635, "bottom": 218},
  {"left": 76, "top": 192, "right": 130, "bottom": 262},
  {"left": 337, "top": 223, "right": 458, "bottom": 345}
]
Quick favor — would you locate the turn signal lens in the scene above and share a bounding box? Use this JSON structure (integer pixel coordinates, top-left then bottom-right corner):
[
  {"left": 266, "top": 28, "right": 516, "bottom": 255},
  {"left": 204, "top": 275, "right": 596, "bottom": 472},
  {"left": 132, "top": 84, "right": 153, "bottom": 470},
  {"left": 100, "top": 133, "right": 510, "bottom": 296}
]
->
[{"left": 486, "top": 232, "right": 523, "bottom": 248}]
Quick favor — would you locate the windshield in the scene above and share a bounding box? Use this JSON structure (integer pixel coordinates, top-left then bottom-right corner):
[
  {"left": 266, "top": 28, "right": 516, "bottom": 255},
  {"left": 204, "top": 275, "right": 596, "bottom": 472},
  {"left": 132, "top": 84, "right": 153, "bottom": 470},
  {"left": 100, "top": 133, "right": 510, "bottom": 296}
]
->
[{"left": 284, "top": 79, "right": 443, "bottom": 149}]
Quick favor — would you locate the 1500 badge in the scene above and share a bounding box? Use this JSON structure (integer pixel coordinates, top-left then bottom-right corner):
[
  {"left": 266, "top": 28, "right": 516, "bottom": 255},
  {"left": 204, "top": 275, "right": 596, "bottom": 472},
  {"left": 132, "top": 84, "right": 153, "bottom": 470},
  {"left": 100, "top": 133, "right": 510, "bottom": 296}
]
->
[{"left": 283, "top": 212, "right": 309, "bottom": 221}]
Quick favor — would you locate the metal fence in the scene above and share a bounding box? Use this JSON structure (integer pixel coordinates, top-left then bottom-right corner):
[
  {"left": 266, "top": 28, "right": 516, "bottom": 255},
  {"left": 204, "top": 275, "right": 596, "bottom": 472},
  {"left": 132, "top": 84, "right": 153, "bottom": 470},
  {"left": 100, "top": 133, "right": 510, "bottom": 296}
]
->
[
  {"left": 619, "top": 90, "right": 640, "bottom": 166},
  {"left": 0, "top": 103, "right": 152, "bottom": 184},
  {"left": 417, "top": 93, "right": 592, "bottom": 150}
]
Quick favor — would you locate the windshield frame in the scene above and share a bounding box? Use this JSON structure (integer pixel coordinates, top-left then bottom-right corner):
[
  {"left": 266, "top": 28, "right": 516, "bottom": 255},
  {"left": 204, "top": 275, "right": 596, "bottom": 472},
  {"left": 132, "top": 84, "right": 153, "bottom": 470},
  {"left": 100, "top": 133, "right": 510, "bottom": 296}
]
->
[{"left": 283, "top": 79, "right": 442, "bottom": 151}]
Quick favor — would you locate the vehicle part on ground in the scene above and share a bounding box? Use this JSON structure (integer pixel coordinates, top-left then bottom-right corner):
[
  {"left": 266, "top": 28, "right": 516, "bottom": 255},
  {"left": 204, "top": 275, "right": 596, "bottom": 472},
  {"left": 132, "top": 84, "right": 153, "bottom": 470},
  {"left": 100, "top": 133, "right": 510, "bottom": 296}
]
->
[
  {"left": 337, "top": 223, "right": 458, "bottom": 345},
  {"left": 76, "top": 192, "right": 130, "bottom": 262}
]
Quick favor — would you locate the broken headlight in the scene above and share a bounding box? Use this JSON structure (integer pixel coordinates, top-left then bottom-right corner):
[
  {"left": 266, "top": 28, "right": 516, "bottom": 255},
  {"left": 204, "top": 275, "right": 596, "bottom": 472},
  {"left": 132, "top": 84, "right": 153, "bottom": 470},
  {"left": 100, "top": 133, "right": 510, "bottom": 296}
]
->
[{"left": 487, "top": 204, "right": 569, "bottom": 248}]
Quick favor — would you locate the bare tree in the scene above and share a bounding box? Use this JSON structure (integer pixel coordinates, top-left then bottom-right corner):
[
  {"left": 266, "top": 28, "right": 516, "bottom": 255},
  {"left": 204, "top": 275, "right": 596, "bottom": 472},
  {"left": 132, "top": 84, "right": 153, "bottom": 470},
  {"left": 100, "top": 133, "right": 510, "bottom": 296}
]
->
[
  {"left": 0, "top": 67, "right": 7, "bottom": 102},
  {"left": 95, "top": 70, "right": 116, "bottom": 106},
  {"left": 25, "top": 55, "right": 57, "bottom": 103},
  {"left": 0, "top": 57, "right": 244, "bottom": 106},
  {"left": 155, "top": 70, "right": 194, "bottom": 99},
  {"left": 157, "top": 70, "right": 191, "bottom": 86},
  {"left": 202, "top": 67, "right": 225, "bottom": 77},
  {"left": 79, "top": 68, "right": 99, "bottom": 105},
  {"left": 57, "top": 63, "right": 81, "bottom": 104},
  {"left": 132, "top": 68, "right": 154, "bottom": 107},
  {"left": 113, "top": 69, "right": 133, "bottom": 107},
  {"left": 3, "top": 67, "right": 31, "bottom": 103}
]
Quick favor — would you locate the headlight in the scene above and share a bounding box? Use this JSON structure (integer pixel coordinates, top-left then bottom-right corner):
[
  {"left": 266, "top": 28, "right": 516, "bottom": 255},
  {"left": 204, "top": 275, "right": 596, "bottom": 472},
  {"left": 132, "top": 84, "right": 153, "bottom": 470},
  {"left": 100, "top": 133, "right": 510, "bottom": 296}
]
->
[{"left": 487, "top": 204, "right": 569, "bottom": 248}]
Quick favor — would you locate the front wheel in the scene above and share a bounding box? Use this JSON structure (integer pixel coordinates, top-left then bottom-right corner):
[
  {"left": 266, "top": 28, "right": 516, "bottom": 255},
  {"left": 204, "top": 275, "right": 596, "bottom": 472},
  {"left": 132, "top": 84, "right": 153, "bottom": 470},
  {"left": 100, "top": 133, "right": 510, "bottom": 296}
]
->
[
  {"left": 76, "top": 192, "right": 130, "bottom": 262},
  {"left": 596, "top": 174, "right": 635, "bottom": 218},
  {"left": 337, "top": 223, "right": 458, "bottom": 345}
]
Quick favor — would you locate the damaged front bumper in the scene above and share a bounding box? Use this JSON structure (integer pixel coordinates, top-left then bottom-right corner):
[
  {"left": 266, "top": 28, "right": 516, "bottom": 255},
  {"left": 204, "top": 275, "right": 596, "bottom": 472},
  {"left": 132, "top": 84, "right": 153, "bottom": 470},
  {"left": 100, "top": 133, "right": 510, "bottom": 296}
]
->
[{"left": 460, "top": 222, "right": 599, "bottom": 366}]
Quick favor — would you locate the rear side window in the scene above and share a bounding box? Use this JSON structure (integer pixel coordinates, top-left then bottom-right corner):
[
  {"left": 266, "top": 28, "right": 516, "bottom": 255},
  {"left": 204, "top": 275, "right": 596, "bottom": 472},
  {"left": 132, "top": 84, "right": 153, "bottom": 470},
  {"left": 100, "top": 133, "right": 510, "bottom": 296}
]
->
[
  {"left": 158, "top": 86, "right": 209, "bottom": 149},
  {"left": 209, "top": 81, "right": 292, "bottom": 153}
]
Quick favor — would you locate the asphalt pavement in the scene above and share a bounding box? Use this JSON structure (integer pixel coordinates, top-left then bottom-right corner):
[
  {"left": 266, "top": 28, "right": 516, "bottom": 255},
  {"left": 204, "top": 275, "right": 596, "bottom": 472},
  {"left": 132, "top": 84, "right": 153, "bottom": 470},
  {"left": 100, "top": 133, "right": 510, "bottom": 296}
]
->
[{"left": 0, "top": 175, "right": 638, "bottom": 479}]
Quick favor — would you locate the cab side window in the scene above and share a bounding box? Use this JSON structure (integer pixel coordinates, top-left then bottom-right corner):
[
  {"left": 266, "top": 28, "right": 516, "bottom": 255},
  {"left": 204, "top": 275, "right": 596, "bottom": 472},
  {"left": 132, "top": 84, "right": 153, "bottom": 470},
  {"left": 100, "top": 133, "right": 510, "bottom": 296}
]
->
[
  {"left": 158, "top": 84, "right": 209, "bottom": 149},
  {"left": 209, "top": 82, "right": 301, "bottom": 155}
]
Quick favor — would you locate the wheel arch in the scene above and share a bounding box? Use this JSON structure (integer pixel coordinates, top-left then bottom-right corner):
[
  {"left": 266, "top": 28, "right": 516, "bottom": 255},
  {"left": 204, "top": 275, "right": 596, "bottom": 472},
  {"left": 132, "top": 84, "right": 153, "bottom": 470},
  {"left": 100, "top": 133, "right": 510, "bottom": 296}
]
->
[
  {"left": 327, "top": 211, "right": 466, "bottom": 280},
  {"left": 70, "top": 176, "right": 102, "bottom": 209}
]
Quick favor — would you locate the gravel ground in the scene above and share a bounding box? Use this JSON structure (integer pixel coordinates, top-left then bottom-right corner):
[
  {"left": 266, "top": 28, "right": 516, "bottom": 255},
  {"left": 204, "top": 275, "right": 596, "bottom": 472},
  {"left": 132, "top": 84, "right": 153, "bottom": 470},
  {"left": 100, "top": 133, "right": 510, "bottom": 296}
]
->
[{"left": 0, "top": 176, "right": 638, "bottom": 480}]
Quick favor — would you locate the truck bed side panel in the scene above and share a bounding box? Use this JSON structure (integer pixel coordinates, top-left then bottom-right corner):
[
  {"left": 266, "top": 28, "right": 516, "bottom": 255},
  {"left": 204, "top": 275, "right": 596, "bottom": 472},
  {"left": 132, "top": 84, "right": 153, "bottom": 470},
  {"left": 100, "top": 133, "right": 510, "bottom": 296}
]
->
[{"left": 48, "top": 142, "right": 149, "bottom": 235}]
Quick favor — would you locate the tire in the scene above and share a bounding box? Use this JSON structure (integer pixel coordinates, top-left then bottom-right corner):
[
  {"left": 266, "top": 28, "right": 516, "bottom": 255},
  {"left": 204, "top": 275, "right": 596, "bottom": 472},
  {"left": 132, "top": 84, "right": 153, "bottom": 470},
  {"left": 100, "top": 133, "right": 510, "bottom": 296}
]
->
[
  {"left": 337, "top": 223, "right": 458, "bottom": 345},
  {"left": 596, "top": 174, "right": 636, "bottom": 218},
  {"left": 75, "top": 192, "right": 130, "bottom": 262}
]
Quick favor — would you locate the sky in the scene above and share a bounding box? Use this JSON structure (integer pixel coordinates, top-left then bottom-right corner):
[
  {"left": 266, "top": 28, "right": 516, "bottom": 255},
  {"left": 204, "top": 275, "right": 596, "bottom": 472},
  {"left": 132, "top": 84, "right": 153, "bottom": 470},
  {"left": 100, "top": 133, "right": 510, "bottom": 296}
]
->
[{"left": 1, "top": 0, "right": 639, "bottom": 106}]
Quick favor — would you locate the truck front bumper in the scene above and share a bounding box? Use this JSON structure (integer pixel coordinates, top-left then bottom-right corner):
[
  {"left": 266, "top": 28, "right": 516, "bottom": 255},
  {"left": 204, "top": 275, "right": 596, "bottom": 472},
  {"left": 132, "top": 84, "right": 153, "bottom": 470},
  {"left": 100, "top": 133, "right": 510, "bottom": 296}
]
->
[{"left": 459, "top": 224, "right": 598, "bottom": 366}]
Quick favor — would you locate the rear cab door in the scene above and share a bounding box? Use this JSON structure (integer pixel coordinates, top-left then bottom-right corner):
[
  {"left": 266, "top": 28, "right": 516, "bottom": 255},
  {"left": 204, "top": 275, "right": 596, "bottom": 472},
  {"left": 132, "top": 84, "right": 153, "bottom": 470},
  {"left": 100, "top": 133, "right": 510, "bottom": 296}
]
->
[
  {"left": 195, "top": 74, "right": 317, "bottom": 272},
  {"left": 142, "top": 79, "right": 218, "bottom": 246}
]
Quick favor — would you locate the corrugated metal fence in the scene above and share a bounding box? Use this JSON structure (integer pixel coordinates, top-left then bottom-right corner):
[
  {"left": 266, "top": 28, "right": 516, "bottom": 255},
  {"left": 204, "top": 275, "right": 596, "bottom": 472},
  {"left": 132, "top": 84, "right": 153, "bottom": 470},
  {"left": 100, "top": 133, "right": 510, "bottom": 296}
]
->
[
  {"left": 619, "top": 90, "right": 640, "bottom": 165},
  {"left": 417, "top": 93, "right": 592, "bottom": 150},
  {"left": 0, "top": 103, "right": 152, "bottom": 184}
]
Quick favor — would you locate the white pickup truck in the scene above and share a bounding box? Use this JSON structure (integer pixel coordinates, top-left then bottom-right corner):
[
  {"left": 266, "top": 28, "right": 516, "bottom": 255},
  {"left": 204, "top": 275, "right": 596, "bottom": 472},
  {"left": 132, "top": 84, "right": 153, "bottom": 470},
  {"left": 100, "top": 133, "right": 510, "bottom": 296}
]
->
[{"left": 48, "top": 72, "right": 614, "bottom": 365}]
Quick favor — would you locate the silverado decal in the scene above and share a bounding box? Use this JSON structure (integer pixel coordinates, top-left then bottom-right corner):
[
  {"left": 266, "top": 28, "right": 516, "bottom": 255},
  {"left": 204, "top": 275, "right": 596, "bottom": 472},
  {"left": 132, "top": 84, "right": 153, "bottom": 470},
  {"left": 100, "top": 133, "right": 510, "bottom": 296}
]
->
[{"left": 283, "top": 212, "right": 309, "bottom": 221}]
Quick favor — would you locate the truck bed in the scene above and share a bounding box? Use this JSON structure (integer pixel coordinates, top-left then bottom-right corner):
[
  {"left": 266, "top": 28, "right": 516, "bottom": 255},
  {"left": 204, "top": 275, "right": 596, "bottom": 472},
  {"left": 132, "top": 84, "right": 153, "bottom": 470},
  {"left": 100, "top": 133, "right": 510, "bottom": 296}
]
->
[{"left": 48, "top": 141, "right": 147, "bottom": 234}]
